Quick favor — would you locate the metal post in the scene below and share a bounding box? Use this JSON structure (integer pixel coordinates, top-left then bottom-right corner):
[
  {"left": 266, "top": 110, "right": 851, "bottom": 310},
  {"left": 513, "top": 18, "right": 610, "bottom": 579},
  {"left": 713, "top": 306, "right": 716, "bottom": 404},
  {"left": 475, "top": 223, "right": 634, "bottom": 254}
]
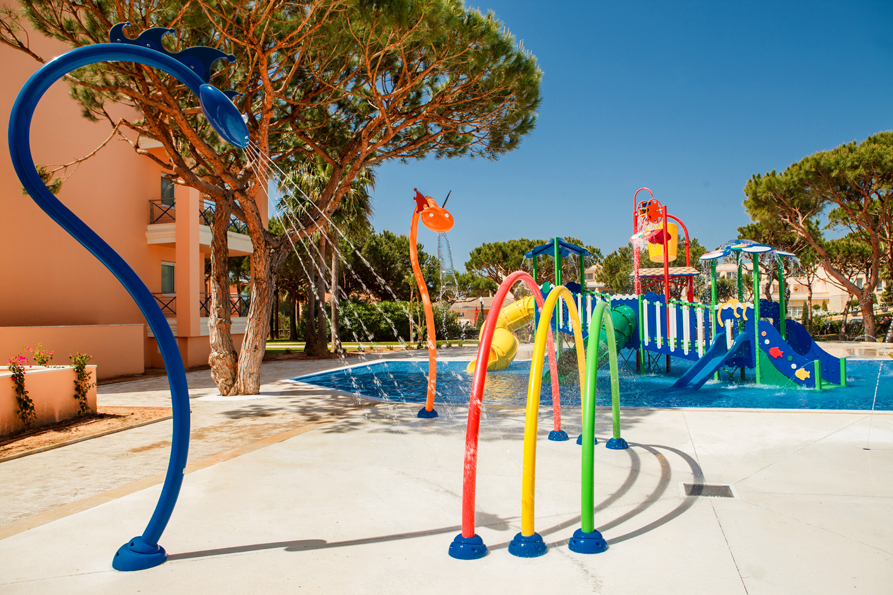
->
[
  {"left": 711, "top": 259, "right": 719, "bottom": 381},
  {"left": 778, "top": 257, "right": 787, "bottom": 340},
  {"left": 753, "top": 253, "right": 761, "bottom": 385},
  {"left": 553, "top": 238, "right": 562, "bottom": 370}
]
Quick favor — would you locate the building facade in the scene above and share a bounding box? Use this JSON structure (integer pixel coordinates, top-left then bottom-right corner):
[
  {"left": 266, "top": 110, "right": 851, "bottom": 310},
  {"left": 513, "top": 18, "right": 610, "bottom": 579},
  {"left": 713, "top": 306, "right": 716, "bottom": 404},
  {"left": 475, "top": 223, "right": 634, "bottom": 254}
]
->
[{"left": 1, "top": 16, "right": 256, "bottom": 378}]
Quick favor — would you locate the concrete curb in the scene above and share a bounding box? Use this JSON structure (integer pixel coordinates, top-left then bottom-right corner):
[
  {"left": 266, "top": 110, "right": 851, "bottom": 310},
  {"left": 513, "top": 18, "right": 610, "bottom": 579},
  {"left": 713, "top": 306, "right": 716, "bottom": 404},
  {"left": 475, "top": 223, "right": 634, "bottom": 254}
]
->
[{"left": 0, "top": 415, "right": 174, "bottom": 465}]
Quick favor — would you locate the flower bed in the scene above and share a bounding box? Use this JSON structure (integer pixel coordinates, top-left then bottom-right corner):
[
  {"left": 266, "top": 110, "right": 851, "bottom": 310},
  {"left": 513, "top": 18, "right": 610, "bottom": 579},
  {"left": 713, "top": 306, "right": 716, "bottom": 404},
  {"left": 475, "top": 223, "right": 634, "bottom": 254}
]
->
[{"left": 0, "top": 366, "right": 97, "bottom": 437}]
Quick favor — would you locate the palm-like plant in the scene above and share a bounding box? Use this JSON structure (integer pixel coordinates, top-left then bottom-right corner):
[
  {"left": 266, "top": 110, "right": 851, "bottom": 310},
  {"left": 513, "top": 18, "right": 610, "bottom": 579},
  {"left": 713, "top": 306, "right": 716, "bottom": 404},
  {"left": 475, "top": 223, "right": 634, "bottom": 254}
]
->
[{"left": 276, "top": 160, "right": 375, "bottom": 353}]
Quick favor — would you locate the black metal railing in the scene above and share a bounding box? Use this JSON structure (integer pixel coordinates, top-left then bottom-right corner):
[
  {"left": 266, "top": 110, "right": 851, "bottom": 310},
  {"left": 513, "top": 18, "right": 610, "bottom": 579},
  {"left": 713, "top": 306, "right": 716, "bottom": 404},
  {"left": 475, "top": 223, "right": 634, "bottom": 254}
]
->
[
  {"left": 148, "top": 199, "right": 249, "bottom": 235},
  {"left": 153, "top": 293, "right": 177, "bottom": 316},
  {"left": 149, "top": 199, "right": 176, "bottom": 224},
  {"left": 199, "top": 293, "right": 251, "bottom": 317},
  {"left": 199, "top": 203, "right": 250, "bottom": 235}
]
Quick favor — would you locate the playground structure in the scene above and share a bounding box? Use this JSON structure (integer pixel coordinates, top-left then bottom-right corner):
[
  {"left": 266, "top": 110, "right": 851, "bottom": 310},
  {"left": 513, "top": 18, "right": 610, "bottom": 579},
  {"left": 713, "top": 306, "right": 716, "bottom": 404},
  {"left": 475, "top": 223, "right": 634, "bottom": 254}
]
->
[
  {"left": 8, "top": 24, "right": 250, "bottom": 571},
  {"left": 453, "top": 190, "right": 848, "bottom": 560},
  {"left": 409, "top": 189, "right": 455, "bottom": 418}
]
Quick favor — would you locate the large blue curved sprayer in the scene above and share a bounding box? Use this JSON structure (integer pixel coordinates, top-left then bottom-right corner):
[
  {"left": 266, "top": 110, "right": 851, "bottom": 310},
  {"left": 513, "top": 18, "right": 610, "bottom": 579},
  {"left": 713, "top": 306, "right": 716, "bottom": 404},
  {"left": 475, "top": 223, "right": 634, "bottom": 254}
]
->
[{"left": 7, "top": 24, "right": 250, "bottom": 571}]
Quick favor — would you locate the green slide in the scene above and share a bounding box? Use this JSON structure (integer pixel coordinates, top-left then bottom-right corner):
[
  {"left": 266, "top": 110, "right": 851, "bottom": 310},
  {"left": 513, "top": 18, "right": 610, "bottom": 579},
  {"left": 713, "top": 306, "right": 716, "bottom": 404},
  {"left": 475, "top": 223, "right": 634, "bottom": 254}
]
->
[{"left": 549, "top": 304, "right": 637, "bottom": 382}]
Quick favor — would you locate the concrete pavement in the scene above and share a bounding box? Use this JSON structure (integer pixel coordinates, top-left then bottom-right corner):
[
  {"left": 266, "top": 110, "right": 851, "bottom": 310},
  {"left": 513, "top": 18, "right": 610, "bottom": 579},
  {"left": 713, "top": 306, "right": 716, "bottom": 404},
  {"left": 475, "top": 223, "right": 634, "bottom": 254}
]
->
[{"left": 1, "top": 349, "right": 892, "bottom": 594}]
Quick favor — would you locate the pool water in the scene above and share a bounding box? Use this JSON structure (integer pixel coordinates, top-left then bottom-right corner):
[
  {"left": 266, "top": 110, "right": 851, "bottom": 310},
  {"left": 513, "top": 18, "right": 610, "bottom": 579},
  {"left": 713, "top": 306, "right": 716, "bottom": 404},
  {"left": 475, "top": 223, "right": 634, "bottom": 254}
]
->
[{"left": 291, "top": 357, "right": 893, "bottom": 411}]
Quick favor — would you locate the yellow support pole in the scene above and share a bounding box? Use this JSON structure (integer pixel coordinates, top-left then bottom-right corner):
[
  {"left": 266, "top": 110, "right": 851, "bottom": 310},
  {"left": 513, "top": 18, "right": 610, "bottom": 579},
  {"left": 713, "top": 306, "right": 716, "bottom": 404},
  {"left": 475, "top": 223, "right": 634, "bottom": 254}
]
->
[{"left": 512, "top": 286, "right": 586, "bottom": 558}]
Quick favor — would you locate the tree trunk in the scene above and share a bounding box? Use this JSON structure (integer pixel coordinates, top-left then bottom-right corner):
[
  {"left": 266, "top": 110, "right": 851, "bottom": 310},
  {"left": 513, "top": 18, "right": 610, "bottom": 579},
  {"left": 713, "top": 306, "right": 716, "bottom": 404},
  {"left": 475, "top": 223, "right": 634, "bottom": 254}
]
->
[
  {"left": 316, "top": 232, "right": 329, "bottom": 355},
  {"left": 842, "top": 293, "right": 852, "bottom": 340},
  {"left": 270, "top": 288, "right": 279, "bottom": 340},
  {"left": 208, "top": 198, "right": 238, "bottom": 395},
  {"left": 408, "top": 289, "right": 415, "bottom": 346},
  {"left": 806, "top": 283, "right": 813, "bottom": 326},
  {"left": 289, "top": 292, "right": 298, "bottom": 341},
  {"left": 763, "top": 272, "right": 774, "bottom": 302},
  {"left": 304, "top": 235, "right": 318, "bottom": 355},
  {"left": 329, "top": 228, "right": 340, "bottom": 352},
  {"left": 859, "top": 291, "right": 876, "bottom": 341},
  {"left": 231, "top": 230, "right": 279, "bottom": 395}
]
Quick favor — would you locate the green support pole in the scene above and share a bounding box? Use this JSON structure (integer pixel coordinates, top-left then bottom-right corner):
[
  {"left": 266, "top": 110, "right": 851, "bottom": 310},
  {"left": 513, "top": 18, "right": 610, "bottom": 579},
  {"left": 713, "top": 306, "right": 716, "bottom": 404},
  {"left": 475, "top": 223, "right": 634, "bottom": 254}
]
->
[
  {"left": 579, "top": 302, "right": 623, "bottom": 539},
  {"left": 711, "top": 259, "right": 719, "bottom": 381},
  {"left": 737, "top": 251, "right": 744, "bottom": 335},
  {"left": 531, "top": 256, "right": 537, "bottom": 285},
  {"left": 840, "top": 358, "right": 847, "bottom": 387},
  {"left": 777, "top": 258, "right": 787, "bottom": 340},
  {"left": 753, "top": 254, "right": 761, "bottom": 385},
  {"left": 814, "top": 359, "right": 823, "bottom": 391}
]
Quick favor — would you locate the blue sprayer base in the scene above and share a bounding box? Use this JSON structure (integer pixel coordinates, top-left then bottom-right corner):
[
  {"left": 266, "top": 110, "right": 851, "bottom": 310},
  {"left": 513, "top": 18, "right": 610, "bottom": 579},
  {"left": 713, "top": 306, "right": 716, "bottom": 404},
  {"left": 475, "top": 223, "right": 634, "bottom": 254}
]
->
[
  {"left": 606, "top": 437, "right": 629, "bottom": 450},
  {"left": 417, "top": 407, "right": 438, "bottom": 418},
  {"left": 548, "top": 430, "right": 569, "bottom": 441},
  {"left": 576, "top": 434, "right": 598, "bottom": 446},
  {"left": 449, "top": 533, "right": 488, "bottom": 560},
  {"left": 113, "top": 536, "right": 167, "bottom": 571},
  {"left": 568, "top": 528, "right": 608, "bottom": 554},
  {"left": 508, "top": 532, "right": 547, "bottom": 558}
]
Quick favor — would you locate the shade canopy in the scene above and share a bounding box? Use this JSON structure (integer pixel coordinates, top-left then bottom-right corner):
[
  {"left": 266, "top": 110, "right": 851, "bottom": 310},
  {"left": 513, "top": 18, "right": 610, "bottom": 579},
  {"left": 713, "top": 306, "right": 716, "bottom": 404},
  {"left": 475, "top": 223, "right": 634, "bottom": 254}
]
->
[
  {"left": 742, "top": 244, "right": 773, "bottom": 254},
  {"left": 525, "top": 237, "right": 590, "bottom": 260}
]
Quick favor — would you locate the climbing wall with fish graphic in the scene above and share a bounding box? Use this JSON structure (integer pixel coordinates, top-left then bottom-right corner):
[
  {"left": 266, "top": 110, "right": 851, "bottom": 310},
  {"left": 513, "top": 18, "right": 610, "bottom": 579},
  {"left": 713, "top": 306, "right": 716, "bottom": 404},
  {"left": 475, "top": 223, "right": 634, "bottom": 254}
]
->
[{"left": 748, "top": 318, "right": 844, "bottom": 388}]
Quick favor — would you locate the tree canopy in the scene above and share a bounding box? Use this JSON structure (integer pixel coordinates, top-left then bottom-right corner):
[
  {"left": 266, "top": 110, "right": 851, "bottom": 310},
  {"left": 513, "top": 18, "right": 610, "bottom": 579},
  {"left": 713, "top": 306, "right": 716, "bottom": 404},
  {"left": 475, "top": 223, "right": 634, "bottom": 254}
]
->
[
  {"left": 0, "top": 0, "right": 543, "bottom": 391},
  {"left": 743, "top": 131, "right": 893, "bottom": 340}
]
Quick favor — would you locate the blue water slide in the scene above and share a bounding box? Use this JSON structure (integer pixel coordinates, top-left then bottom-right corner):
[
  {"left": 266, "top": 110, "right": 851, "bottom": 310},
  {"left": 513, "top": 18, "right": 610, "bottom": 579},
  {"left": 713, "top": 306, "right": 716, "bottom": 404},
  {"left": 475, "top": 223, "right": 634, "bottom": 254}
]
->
[{"left": 672, "top": 333, "right": 751, "bottom": 390}]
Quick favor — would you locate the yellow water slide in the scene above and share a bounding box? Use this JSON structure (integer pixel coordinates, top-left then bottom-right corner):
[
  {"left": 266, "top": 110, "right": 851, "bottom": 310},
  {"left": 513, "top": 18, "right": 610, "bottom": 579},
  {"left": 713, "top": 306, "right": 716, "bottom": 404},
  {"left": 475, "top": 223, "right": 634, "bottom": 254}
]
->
[{"left": 467, "top": 296, "right": 537, "bottom": 373}]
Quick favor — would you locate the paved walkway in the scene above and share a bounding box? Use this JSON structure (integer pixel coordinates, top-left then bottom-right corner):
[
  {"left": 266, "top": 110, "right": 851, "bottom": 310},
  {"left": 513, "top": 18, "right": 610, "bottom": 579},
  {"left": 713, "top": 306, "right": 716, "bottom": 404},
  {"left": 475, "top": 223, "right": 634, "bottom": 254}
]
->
[{"left": 1, "top": 348, "right": 892, "bottom": 594}]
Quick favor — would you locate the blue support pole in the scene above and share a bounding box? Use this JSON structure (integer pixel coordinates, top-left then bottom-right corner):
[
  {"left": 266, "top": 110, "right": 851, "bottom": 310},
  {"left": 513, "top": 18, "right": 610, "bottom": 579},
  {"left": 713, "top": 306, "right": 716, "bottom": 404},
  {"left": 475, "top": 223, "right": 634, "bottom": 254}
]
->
[{"left": 8, "top": 34, "right": 249, "bottom": 571}]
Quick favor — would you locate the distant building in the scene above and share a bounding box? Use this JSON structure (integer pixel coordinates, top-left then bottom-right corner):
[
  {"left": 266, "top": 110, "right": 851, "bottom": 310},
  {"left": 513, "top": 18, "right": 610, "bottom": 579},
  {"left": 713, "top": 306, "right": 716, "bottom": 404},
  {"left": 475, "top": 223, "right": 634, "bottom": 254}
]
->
[
  {"left": 449, "top": 294, "right": 515, "bottom": 327},
  {"left": 1, "top": 20, "right": 255, "bottom": 378},
  {"left": 584, "top": 265, "right": 611, "bottom": 293},
  {"left": 715, "top": 262, "right": 885, "bottom": 318}
]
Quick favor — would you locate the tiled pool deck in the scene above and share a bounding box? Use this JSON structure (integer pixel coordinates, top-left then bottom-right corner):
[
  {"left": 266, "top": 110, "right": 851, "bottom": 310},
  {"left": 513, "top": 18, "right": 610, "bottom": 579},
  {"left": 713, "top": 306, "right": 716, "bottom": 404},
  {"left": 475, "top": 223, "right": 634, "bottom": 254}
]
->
[{"left": 1, "top": 347, "right": 891, "bottom": 594}]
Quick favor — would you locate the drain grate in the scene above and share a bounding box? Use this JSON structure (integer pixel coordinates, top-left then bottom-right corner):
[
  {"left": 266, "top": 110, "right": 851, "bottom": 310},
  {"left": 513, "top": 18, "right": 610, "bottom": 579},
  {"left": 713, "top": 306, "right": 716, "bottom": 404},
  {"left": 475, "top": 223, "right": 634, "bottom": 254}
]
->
[{"left": 683, "top": 483, "right": 734, "bottom": 498}]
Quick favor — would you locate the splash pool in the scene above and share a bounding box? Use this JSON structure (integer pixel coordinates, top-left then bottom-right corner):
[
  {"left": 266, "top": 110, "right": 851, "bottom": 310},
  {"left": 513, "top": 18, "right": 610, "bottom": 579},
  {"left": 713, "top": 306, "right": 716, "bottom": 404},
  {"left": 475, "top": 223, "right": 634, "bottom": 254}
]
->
[{"left": 291, "top": 357, "right": 893, "bottom": 411}]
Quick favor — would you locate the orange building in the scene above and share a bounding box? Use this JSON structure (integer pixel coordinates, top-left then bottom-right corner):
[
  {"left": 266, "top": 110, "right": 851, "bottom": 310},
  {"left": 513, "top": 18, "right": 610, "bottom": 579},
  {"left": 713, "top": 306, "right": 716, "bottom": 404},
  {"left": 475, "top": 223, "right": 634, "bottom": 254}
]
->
[{"left": 0, "top": 12, "right": 257, "bottom": 378}]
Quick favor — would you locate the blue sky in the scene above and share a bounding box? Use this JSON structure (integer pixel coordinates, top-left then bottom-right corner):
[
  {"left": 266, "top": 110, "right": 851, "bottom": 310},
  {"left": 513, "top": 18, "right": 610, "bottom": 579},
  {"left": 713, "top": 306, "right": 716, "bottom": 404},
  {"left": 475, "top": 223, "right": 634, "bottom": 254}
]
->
[{"left": 365, "top": 0, "right": 893, "bottom": 269}]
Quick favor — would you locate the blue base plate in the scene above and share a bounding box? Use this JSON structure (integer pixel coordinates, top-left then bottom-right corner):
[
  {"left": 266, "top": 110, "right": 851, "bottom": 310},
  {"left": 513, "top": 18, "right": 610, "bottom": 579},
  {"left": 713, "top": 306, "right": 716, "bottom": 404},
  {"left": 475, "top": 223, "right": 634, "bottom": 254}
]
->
[
  {"left": 606, "top": 437, "right": 629, "bottom": 450},
  {"left": 568, "top": 528, "right": 608, "bottom": 554},
  {"left": 417, "top": 407, "right": 438, "bottom": 418},
  {"left": 576, "top": 434, "right": 598, "bottom": 446},
  {"left": 448, "top": 533, "right": 488, "bottom": 560},
  {"left": 548, "top": 430, "right": 569, "bottom": 441},
  {"left": 113, "top": 536, "right": 167, "bottom": 571},
  {"left": 508, "top": 532, "right": 547, "bottom": 558}
]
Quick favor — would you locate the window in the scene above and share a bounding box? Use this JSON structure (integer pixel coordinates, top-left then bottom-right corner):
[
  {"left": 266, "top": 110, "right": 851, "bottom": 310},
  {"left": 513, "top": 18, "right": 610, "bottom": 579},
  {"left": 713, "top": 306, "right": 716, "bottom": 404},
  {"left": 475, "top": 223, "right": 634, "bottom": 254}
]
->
[
  {"left": 161, "top": 262, "right": 176, "bottom": 294},
  {"left": 790, "top": 306, "right": 803, "bottom": 319},
  {"left": 857, "top": 277, "right": 864, "bottom": 289},
  {"left": 161, "top": 177, "right": 175, "bottom": 206}
]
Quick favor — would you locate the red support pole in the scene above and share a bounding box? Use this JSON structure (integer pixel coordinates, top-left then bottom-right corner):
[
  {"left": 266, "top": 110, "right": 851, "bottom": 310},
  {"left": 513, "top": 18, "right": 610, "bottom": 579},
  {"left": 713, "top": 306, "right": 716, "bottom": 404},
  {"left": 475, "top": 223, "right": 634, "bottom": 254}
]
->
[{"left": 459, "top": 271, "right": 559, "bottom": 540}]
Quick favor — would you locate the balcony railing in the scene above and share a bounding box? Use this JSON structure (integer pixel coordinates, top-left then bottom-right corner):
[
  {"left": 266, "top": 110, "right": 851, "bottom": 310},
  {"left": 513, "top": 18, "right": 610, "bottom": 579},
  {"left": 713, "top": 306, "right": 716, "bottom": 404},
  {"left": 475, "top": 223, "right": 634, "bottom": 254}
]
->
[
  {"left": 148, "top": 199, "right": 249, "bottom": 235},
  {"left": 199, "top": 203, "right": 250, "bottom": 235},
  {"left": 152, "top": 294, "right": 177, "bottom": 316},
  {"left": 149, "top": 200, "right": 176, "bottom": 224},
  {"left": 199, "top": 293, "right": 251, "bottom": 317},
  {"left": 153, "top": 293, "right": 250, "bottom": 317}
]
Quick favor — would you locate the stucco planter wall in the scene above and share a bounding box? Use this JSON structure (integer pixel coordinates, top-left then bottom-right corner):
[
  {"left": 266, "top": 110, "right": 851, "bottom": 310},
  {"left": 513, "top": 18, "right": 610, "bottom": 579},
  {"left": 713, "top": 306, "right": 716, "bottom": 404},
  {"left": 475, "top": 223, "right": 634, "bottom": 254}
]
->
[{"left": 0, "top": 365, "right": 97, "bottom": 437}]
